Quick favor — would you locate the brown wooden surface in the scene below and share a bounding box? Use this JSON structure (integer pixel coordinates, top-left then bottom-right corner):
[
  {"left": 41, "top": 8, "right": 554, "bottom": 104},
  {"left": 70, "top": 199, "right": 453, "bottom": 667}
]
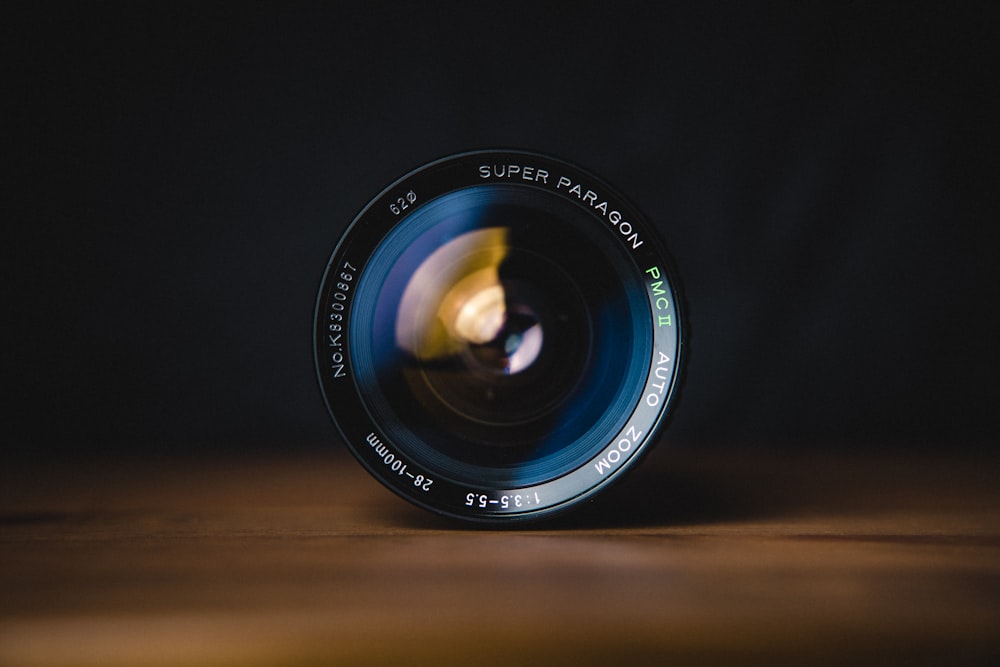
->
[{"left": 2, "top": 448, "right": 999, "bottom": 666}]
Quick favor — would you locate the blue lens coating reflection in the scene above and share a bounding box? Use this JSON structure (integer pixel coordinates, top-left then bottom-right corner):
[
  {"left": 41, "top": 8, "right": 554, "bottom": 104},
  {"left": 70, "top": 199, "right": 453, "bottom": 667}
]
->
[{"left": 350, "top": 185, "right": 650, "bottom": 487}]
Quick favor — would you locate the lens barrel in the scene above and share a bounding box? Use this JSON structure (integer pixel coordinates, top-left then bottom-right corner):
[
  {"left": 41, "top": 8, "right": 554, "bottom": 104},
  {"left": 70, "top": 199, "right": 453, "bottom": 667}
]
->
[{"left": 315, "top": 150, "right": 684, "bottom": 522}]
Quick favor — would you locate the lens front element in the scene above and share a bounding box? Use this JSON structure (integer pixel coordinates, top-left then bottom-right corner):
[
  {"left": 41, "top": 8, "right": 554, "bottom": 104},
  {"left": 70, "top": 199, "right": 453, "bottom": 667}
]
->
[{"left": 315, "top": 151, "right": 683, "bottom": 522}]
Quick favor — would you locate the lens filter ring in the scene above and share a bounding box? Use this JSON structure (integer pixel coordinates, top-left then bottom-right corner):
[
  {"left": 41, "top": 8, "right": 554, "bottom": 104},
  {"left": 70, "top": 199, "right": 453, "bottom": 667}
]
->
[{"left": 314, "top": 150, "right": 684, "bottom": 523}]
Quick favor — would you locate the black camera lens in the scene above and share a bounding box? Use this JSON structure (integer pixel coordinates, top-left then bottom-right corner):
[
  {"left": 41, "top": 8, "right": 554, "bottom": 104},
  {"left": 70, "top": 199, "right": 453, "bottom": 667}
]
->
[{"left": 315, "top": 150, "right": 684, "bottom": 522}]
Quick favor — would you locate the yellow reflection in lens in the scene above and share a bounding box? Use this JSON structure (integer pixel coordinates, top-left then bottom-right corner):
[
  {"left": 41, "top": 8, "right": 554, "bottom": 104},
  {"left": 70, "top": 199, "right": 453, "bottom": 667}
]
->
[
  {"left": 453, "top": 281, "right": 505, "bottom": 344},
  {"left": 396, "top": 228, "right": 510, "bottom": 360}
]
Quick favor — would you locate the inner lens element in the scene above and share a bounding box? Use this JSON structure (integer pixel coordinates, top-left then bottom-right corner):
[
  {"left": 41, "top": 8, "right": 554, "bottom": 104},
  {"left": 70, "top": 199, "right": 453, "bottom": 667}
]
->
[{"left": 350, "top": 185, "right": 651, "bottom": 487}]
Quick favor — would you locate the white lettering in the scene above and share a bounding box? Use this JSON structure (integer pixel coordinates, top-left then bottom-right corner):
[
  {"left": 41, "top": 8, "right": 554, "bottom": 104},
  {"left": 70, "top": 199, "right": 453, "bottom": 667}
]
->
[
  {"left": 645, "top": 352, "right": 673, "bottom": 406},
  {"left": 594, "top": 423, "right": 643, "bottom": 475},
  {"left": 482, "top": 169, "right": 645, "bottom": 250},
  {"left": 479, "top": 164, "right": 549, "bottom": 183}
]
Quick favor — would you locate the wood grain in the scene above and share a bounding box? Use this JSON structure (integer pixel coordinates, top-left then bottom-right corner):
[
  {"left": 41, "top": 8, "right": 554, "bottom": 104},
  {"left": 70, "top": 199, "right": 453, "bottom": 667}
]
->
[{"left": 2, "top": 448, "right": 998, "bottom": 665}]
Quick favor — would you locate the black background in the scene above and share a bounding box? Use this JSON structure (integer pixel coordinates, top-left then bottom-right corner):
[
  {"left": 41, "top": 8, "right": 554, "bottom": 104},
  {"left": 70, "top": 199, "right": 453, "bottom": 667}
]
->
[{"left": 5, "top": 2, "right": 997, "bottom": 460}]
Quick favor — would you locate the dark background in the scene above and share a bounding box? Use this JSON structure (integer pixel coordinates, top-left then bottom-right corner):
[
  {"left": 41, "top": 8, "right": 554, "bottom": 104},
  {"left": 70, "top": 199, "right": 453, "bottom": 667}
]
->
[{"left": 5, "top": 2, "right": 997, "bottom": 460}]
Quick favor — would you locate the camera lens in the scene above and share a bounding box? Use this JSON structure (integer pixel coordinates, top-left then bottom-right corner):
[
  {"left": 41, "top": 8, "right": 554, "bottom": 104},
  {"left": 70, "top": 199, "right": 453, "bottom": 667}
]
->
[{"left": 315, "top": 151, "right": 683, "bottom": 522}]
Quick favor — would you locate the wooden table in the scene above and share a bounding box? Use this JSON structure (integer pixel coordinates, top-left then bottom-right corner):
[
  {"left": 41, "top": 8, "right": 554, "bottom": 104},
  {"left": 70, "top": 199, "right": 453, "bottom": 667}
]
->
[{"left": 2, "top": 448, "right": 998, "bottom": 665}]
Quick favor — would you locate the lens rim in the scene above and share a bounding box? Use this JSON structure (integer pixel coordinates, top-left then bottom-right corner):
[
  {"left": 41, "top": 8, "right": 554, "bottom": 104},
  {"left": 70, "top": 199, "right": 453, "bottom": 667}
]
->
[{"left": 314, "top": 150, "right": 685, "bottom": 523}]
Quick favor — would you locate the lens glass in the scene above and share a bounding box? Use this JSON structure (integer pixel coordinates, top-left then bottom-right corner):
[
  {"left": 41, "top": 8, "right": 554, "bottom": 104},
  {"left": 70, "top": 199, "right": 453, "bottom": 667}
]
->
[{"left": 350, "top": 185, "right": 651, "bottom": 486}]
